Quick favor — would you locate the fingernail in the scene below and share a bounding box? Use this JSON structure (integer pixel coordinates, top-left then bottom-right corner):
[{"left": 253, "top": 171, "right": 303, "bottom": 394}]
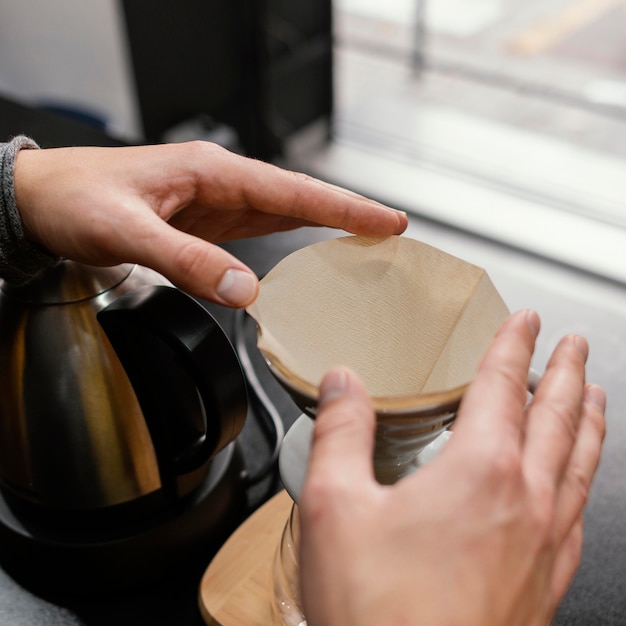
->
[
  {"left": 395, "top": 210, "right": 408, "bottom": 232},
  {"left": 216, "top": 269, "right": 258, "bottom": 306},
  {"left": 585, "top": 384, "right": 606, "bottom": 411},
  {"left": 319, "top": 368, "right": 349, "bottom": 408},
  {"left": 524, "top": 309, "right": 540, "bottom": 335},
  {"left": 389, "top": 208, "right": 407, "bottom": 220},
  {"left": 572, "top": 335, "right": 589, "bottom": 361}
]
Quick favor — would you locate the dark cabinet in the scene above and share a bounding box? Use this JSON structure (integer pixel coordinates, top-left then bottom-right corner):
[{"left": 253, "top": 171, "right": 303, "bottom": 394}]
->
[
  {"left": 253, "top": 0, "right": 333, "bottom": 158},
  {"left": 120, "top": 0, "right": 333, "bottom": 160}
]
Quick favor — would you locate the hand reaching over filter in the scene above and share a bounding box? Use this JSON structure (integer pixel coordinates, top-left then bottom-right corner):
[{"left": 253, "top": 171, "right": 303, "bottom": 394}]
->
[{"left": 12, "top": 140, "right": 407, "bottom": 306}]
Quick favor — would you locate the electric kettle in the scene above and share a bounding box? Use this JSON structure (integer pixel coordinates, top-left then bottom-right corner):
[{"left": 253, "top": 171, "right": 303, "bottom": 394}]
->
[{"left": 0, "top": 260, "right": 249, "bottom": 589}]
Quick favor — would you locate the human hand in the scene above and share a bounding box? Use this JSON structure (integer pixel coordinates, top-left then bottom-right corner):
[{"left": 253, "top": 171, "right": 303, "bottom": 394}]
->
[
  {"left": 13, "top": 141, "right": 407, "bottom": 306},
  {"left": 298, "top": 309, "right": 606, "bottom": 626}
]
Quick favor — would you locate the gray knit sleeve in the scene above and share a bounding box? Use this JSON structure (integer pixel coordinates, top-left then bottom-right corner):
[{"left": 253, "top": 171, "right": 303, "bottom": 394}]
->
[{"left": 0, "top": 135, "right": 61, "bottom": 285}]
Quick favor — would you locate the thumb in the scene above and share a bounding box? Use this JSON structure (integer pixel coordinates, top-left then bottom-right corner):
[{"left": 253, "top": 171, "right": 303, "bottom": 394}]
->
[
  {"left": 128, "top": 217, "right": 259, "bottom": 307},
  {"left": 302, "top": 367, "right": 377, "bottom": 501}
]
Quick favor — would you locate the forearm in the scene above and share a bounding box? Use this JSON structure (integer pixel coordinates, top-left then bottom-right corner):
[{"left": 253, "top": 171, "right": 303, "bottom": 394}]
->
[{"left": 0, "top": 135, "right": 60, "bottom": 285}]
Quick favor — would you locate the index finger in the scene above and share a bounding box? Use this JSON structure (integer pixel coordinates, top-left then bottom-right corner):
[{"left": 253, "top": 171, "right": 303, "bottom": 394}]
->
[
  {"left": 226, "top": 152, "right": 409, "bottom": 236},
  {"left": 453, "top": 309, "right": 540, "bottom": 446},
  {"left": 279, "top": 173, "right": 409, "bottom": 237}
]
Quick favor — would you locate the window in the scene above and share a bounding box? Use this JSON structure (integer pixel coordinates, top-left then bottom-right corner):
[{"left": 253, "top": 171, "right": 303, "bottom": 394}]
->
[{"left": 291, "top": 0, "right": 626, "bottom": 282}]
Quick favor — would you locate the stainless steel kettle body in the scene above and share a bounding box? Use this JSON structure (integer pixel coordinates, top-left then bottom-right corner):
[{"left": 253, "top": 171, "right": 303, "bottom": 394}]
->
[{"left": 0, "top": 261, "right": 247, "bottom": 516}]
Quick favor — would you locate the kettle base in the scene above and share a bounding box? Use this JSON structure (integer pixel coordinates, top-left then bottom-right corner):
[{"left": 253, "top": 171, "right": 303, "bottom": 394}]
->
[{"left": 0, "top": 443, "right": 247, "bottom": 594}]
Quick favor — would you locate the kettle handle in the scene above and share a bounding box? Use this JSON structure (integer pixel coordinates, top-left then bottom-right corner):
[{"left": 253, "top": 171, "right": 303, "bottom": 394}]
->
[{"left": 97, "top": 285, "right": 247, "bottom": 498}]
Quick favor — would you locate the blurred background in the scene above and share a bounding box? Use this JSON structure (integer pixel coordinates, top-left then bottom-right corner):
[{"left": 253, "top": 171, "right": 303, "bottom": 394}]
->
[{"left": 1, "top": 0, "right": 625, "bottom": 280}]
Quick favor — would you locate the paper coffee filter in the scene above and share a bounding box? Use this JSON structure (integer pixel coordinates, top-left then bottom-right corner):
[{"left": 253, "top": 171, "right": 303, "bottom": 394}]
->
[{"left": 246, "top": 236, "right": 509, "bottom": 404}]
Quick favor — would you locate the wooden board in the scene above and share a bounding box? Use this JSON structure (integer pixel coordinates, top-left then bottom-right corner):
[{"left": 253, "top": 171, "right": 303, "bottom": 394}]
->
[{"left": 198, "top": 490, "right": 293, "bottom": 626}]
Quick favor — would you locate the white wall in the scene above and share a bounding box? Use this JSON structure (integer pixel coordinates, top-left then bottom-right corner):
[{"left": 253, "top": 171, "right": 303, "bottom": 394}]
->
[{"left": 0, "top": 0, "right": 141, "bottom": 140}]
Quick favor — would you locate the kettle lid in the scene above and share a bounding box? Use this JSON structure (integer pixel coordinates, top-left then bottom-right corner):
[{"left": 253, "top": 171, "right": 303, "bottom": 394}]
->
[{"left": 0, "top": 260, "right": 134, "bottom": 304}]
